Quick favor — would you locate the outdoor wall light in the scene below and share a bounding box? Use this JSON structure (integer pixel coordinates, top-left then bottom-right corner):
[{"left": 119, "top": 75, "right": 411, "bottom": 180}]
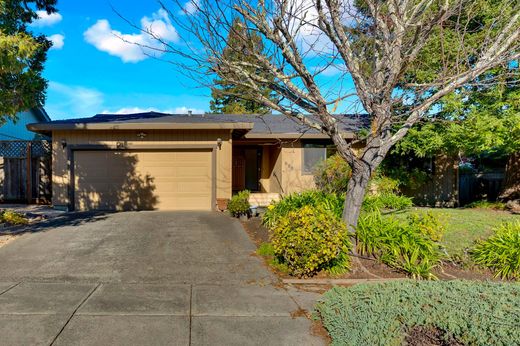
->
[
  {"left": 137, "top": 132, "right": 147, "bottom": 139},
  {"left": 61, "top": 139, "right": 67, "bottom": 149},
  {"left": 217, "top": 138, "right": 223, "bottom": 150}
]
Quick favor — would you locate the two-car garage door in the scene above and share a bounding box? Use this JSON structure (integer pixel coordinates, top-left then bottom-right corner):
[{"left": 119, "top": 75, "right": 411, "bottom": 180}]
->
[{"left": 73, "top": 150, "right": 213, "bottom": 211}]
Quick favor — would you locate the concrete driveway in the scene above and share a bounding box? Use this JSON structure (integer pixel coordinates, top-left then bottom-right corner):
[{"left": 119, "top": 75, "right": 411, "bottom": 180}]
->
[{"left": 0, "top": 211, "right": 325, "bottom": 346}]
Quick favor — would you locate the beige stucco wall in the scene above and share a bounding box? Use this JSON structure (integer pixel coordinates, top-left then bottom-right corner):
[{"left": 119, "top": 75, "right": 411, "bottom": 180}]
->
[
  {"left": 255, "top": 141, "right": 318, "bottom": 195},
  {"left": 280, "top": 142, "right": 316, "bottom": 194},
  {"left": 51, "top": 129, "right": 232, "bottom": 208}
]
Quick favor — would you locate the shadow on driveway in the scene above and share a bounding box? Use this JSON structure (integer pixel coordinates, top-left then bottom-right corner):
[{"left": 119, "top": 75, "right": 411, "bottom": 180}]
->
[{"left": 0, "top": 211, "right": 111, "bottom": 236}]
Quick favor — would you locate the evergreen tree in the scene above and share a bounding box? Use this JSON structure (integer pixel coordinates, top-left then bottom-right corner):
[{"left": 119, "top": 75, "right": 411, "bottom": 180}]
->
[
  {"left": 0, "top": 0, "right": 57, "bottom": 122},
  {"left": 209, "top": 18, "right": 274, "bottom": 114}
]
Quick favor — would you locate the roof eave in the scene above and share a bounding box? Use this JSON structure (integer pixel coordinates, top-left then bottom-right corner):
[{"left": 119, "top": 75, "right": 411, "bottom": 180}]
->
[
  {"left": 27, "top": 122, "right": 254, "bottom": 133},
  {"left": 244, "top": 132, "right": 355, "bottom": 140}
]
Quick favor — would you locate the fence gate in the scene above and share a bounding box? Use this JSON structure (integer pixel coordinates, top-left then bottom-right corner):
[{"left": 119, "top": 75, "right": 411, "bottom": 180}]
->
[{"left": 0, "top": 141, "right": 52, "bottom": 204}]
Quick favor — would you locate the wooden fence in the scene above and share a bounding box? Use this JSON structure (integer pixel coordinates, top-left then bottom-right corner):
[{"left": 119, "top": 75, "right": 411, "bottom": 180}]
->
[{"left": 0, "top": 141, "right": 51, "bottom": 204}]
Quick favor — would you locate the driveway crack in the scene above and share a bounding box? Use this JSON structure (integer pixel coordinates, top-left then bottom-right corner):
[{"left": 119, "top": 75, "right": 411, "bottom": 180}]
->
[
  {"left": 189, "top": 284, "right": 193, "bottom": 346},
  {"left": 49, "top": 282, "right": 101, "bottom": 346}
]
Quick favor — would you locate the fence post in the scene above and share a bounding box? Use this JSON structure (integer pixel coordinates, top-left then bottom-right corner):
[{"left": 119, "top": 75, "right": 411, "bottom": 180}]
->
[{"left": 26, "top": 142, "right": 32, "bottom": 204}]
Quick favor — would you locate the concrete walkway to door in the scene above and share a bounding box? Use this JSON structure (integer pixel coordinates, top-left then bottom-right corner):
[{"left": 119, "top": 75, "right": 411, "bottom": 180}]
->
[{"left": 0, "top": 211, "right": 325, "bottom": 346}]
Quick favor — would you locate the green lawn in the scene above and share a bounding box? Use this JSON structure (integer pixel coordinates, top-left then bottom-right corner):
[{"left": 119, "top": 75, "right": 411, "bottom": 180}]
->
[{"left": 385, "top": 207, "right": 520, "bottom": 260}]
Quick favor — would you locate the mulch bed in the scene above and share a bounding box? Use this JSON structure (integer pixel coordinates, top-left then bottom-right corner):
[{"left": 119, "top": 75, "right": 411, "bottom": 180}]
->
[
  {"left": 241, "top": 216, "right": 496, "bottom": 282},
  {"left": 405, "top": 326, "right": 464, "bottom": 346}
]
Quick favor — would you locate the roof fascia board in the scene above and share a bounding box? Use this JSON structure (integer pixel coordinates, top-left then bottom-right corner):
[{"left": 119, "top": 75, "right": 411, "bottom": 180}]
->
[{"left": 27, "top": 122, "right": 254, "bottom": 132}]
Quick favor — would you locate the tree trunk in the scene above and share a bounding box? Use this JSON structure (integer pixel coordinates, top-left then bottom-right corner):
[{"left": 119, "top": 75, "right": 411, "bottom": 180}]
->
[
  {"left": 499, "top": 152, "right": 520, "bottom": 201},
  {"left": 342, "top": 162, "right": 373, "bottom": 233}
]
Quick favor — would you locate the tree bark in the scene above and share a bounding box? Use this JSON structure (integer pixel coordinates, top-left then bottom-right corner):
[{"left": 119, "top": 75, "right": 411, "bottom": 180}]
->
[
  {"left": 499, "top": 152, "right": 520, "bottom": 201},
  {"left": 342, "top": 162, "right": 373, "bottom": 233}
]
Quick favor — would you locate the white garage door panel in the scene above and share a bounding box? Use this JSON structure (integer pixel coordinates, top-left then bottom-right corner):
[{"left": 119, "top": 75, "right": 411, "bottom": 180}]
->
[{"left": 74, "top": 150, "right": 212, "bottom": 211}]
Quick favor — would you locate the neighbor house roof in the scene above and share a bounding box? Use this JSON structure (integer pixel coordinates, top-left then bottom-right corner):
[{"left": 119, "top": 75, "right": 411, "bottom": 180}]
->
[{"left": 27, "top": 112, "right": 369, "bottom": 139}]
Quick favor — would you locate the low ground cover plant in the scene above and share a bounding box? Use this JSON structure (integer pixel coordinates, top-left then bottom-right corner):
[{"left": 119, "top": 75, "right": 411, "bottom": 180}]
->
[
  {"left": 0, "top": 210, "right": 29, "bottom": 226},
  {"left": 471, "top": 221, "right": 520, "bottom": 279},
  {"left": 227, "top": 190, "right": 251, "bottom": 217},
  {"left": 317, "top": 280, "right": 520, "bottom": 346},
  {"left": 270, "top": 205, "right": 350, "bottom": 277},
  {"left": 357, "top": 211, "right": 444, "bottom": 279}
]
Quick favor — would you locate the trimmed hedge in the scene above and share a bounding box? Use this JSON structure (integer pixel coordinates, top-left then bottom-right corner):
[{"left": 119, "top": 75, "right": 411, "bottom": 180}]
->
[{"left": 317, "top": 280, "right": 520, "bottom": 346}]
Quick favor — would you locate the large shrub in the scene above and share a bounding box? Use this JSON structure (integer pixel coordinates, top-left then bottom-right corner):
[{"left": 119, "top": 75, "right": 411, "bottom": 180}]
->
[
  {"left": 270, "top": 205, "right": 350, "bottom": 277},
  {"left": 313, "top": 154, "right": 351, "bottom": 194},
  {"left": 317, "top": 280, "right": 520, "bottom": 346},
  {"left": 471, "top": 221, "right": 520, "bottom": 279},
  {"left": 356, "top": 211, "right": 444, "bottom": 279},
  {"left": 227, "top": 190, "right": 251, "bottom": 217},
  {"left": 262, "top": 190, "right": 343, "bottom": 229}
]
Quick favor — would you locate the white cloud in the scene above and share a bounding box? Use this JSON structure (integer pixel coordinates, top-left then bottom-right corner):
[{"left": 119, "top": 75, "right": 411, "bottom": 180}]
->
[
  {"left": 48, "top": 34, "right": 64, "bottom": 50},
  {"left": 179, "top": 0, "right": 200, "bottom": 15},
  {"left": 103, "top": 106, "right": 205, "bottom": 115},
  {"left": 32, "top": 11, "right": 62, "bottom": 27},
  {"left": 83, "top": 9, "right": 179, "bottom": 63},
  {"left": 48, "top": 82, "right": 104, "bottom": 117}
]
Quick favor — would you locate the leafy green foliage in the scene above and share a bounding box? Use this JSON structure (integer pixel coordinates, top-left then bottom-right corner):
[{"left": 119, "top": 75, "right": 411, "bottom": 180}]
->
[
  {"left": 0, "top": 210, "right": 28, "bottom": 225},
  {"left": 209, "top": 18, "right": 274, "bottom": 114},
  {"left": 256, "top": 242, "right": 274, "bottom": 256},
  {"left": 356, "top": 211, "right": 444, "bottom": 279},
  {"left": 406, "top": 211, "right": 445, "bottom": 242},
  {"left": 262, "top": 190, "right": 343, "bottom": 229},
  {"left": 313, "top": 154, "right": 351, "bottom": 194},
  {"left": 227, "top": 190, "right": 251, "bottom": 217},
  {"left": 466, "top": 200, "right": 506, "bottom": 210},
  {"left": 362, "top": 193, "right": 413, "bottom": 212},
  {"left": 0, "top": 0, "right": 57, "bottom": 119},
  {"left": 270, "top": 205, "right": 350, "bottom": 277},
  {"left": 316, "top": 280, "right": 520, "bottom": 346},
  {"left": 471, "top": 221, "right": 520, "bottom": 279}
]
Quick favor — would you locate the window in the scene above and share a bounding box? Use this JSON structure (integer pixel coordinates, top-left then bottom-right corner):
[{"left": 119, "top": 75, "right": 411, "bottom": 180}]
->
[{"left": 302, "top": 142, "right": 336, "bottom": 175}]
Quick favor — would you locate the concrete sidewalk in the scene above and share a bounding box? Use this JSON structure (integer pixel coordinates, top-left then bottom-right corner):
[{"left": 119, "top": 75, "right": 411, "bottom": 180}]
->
[{"left": 0, "top": 212, "right": 325, "bottom": 345}]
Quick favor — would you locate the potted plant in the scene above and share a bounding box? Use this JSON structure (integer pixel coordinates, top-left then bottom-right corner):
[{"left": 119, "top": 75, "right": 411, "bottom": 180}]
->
[{"left": 228, "top": 190, "right": 251, "bottom": 221}]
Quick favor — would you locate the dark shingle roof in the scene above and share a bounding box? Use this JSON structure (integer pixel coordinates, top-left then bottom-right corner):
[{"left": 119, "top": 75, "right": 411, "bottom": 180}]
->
[{"left": 28, "top": 112, "right": 369, "bottom": 138}]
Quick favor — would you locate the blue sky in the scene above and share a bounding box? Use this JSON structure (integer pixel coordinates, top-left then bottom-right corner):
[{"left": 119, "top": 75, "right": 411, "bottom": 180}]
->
[
  {"left": 32, "top": 0, "right": 359, "bottom": 120},
  {"left": 32, "top": 0, "right": 210, "bottom": 120}
]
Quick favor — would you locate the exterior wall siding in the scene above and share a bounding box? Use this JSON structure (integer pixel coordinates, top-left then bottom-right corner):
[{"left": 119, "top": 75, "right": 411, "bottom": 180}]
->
[
  {"left": 51, "top": 129, "right": 232, "bottom": 208},
  {"left": 0, "top": 111, "right": 41, "bottom": 140},
  {"left": 280, "top": 142, "right": 316, "bottom": 194},
  {"left": 402, "top": 155, "right": 459, "bottom": 207}
]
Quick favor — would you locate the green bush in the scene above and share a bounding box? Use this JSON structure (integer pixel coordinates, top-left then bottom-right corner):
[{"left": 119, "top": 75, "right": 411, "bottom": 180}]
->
[
  {"left": 367, "top": 174, "right": 400, "bottom": 195},
  {"left": 313, "top": 154, "right": 351, "bottom": 194},
  {"left": 227, "top": 190, "right": 251, "bottom": 217},
  {"left": 262, "top": 190, "right": 343, "bottom": 229},
  {"left": 466, "top": 200, "right": 506, "bottom": 210},
  {"left": 316, "top": 280, "right": 520, "bottom": 346},
  {"left": 471, "top": 221, "right": 520, "bottom": 279},
  {"left": 0, "top": 210, "right": 29, "bottom": 225},
  {"left": 406, "top": 211, "right": 445, "bottom": 242},
  {"left": 270, "top": 205, "right": 350, "bottom": 277},
  {"left": 362, "top": 192, "right": 413, "bottom": 212},
  {"left": 356, "top": 211, "right": 444, "bottom": 279}
]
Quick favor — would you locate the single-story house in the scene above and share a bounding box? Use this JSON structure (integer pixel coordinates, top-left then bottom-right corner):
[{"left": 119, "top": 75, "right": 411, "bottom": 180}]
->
[
  {"left": 1, "top": 108, "right": 50, "bottom": 141},
  {"left": 27, "top": 112, "right": 367, "bottom": 211}
]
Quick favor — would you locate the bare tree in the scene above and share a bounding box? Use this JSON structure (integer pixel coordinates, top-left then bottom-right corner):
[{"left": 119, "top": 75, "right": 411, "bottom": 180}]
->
[{"left": 140, "top": 0, "right": 520, "bottom": 231}]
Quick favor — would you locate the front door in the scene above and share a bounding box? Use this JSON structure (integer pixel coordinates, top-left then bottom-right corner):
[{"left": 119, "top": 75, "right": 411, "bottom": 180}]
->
[{"left": 232, "top": 147, "right": 261, "bottom": 192}]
